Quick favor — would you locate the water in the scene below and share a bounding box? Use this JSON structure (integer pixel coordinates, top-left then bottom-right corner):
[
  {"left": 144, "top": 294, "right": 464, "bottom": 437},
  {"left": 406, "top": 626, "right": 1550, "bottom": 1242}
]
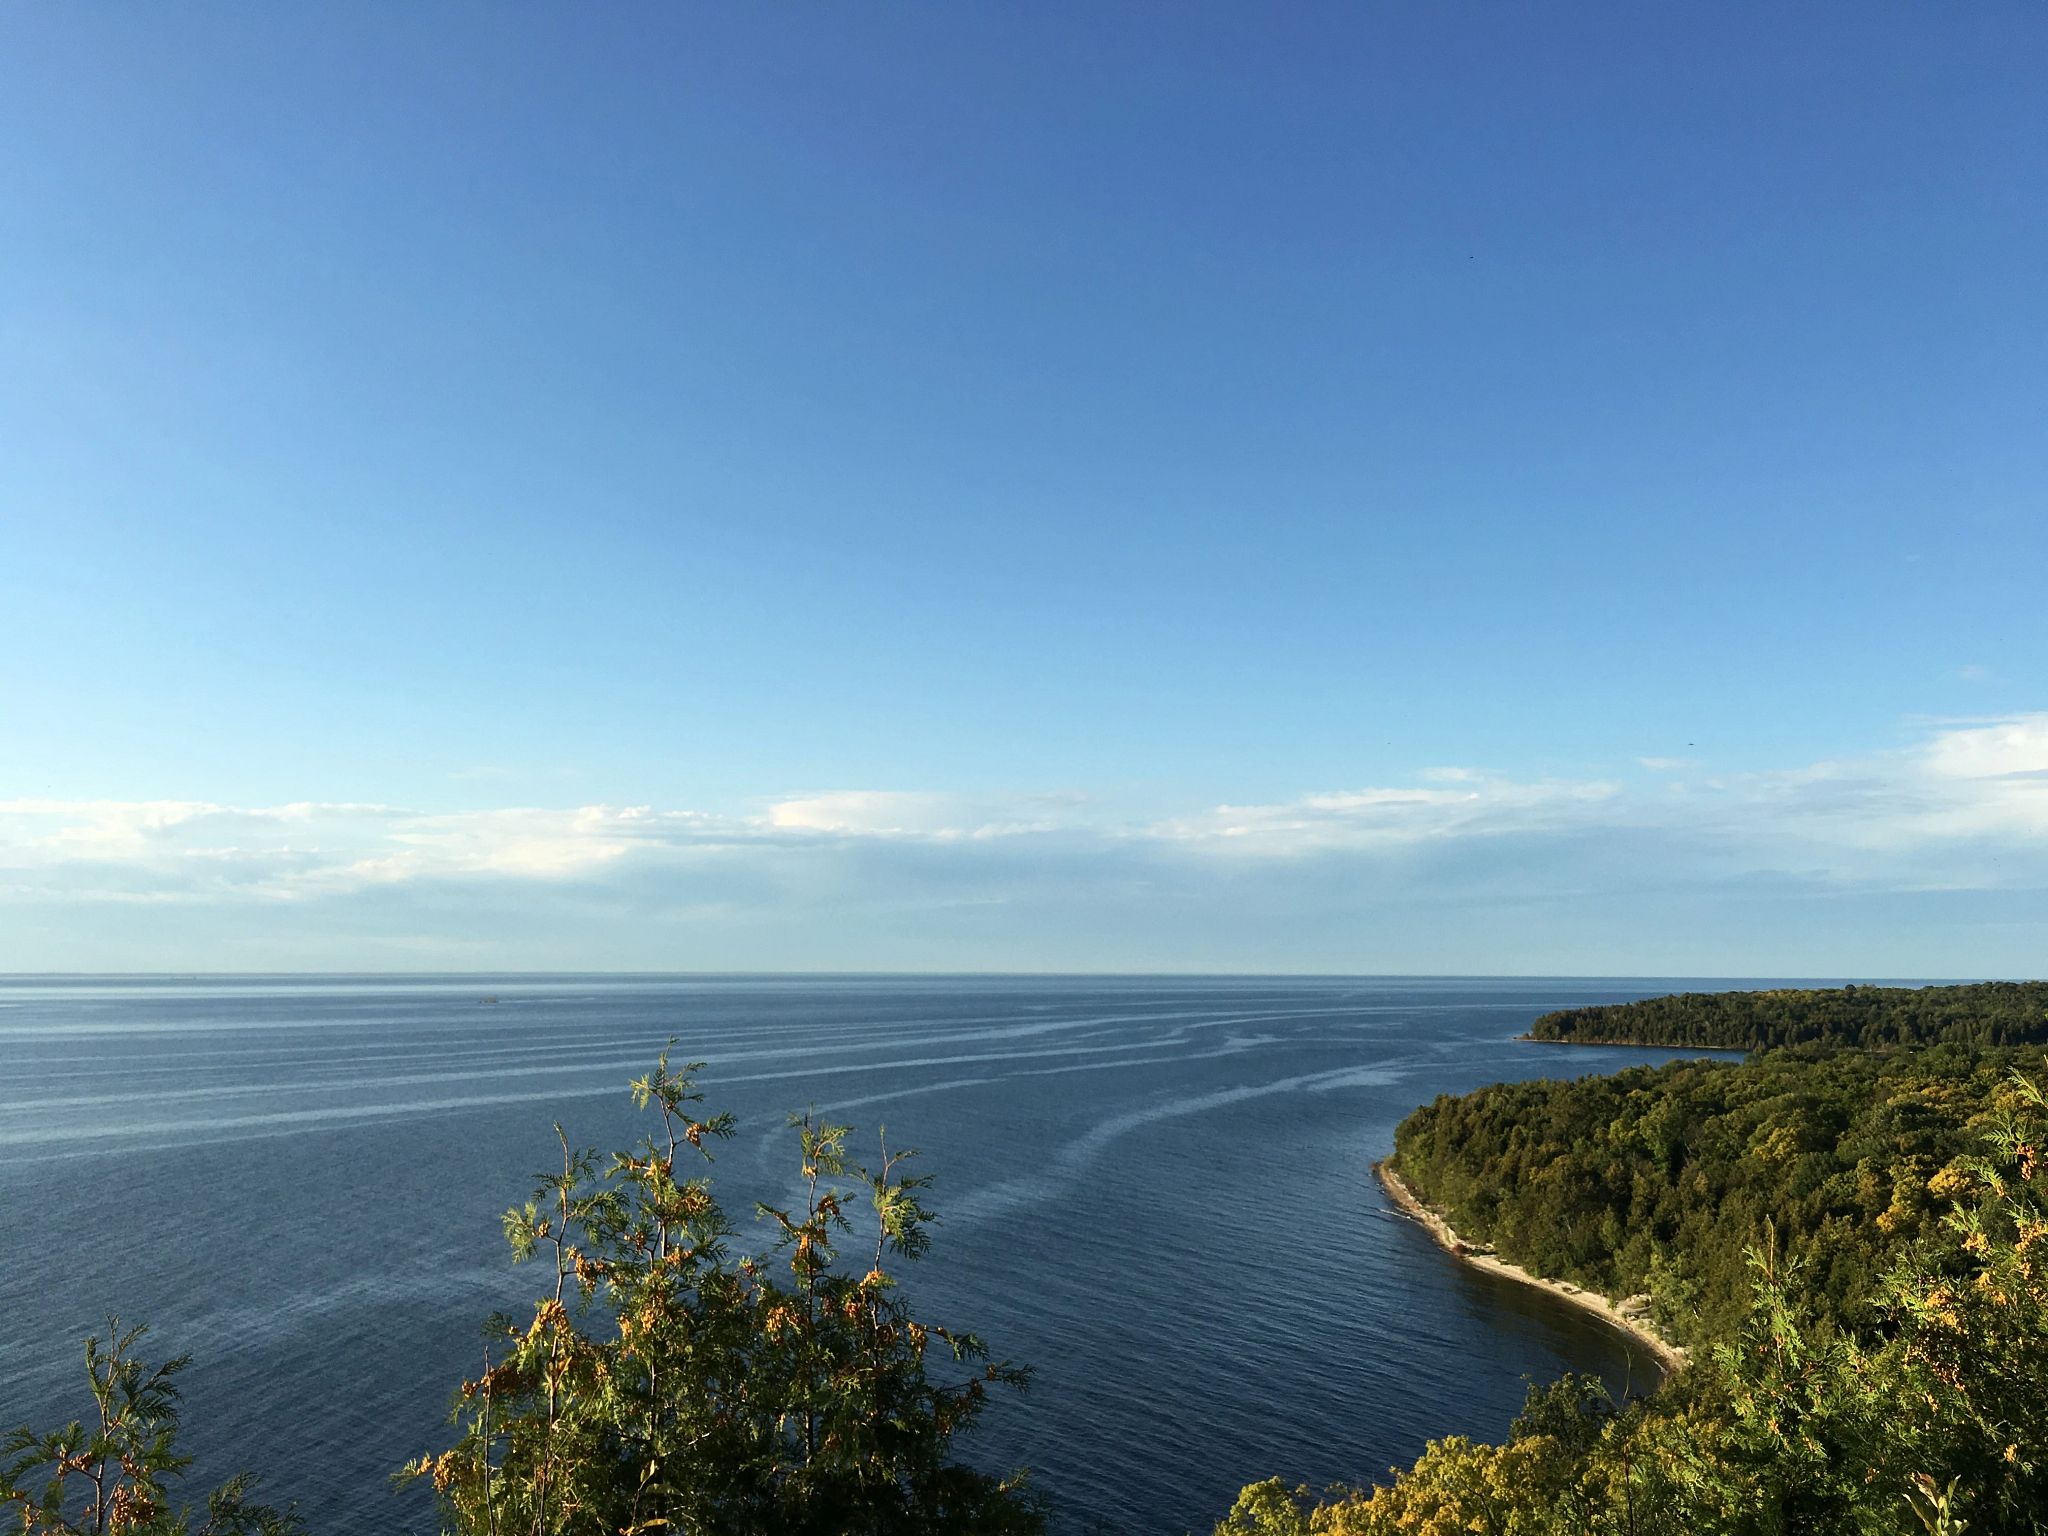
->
[{"left": 1, "top": 974, "right": 1724, "bottom": 1533}]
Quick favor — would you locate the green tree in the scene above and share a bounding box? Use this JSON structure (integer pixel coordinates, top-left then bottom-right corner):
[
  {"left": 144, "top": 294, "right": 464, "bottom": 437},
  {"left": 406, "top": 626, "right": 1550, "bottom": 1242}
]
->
[
  {"left": 1211, "top": 1479, "right": 1311, "bottom": 1536},
  {"left": 404, "top": 1051, "right": 1042, "bottom": 1536},
  {"left": 1873, "top": 1069, "right": 2048, "bottom": 1529},
  {"left": 1, "top": 1320, "right": 302, "bottom": 1536},
  {"left": 1704, "top": 1240, "right": 1890, "bottom": 1534}
]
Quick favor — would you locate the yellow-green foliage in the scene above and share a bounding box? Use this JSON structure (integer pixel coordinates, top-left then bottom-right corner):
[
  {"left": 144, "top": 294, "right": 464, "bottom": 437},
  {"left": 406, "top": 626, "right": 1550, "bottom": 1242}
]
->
[{"left": 401, "top": 1050, "right": 1044, "bottom": 1536}]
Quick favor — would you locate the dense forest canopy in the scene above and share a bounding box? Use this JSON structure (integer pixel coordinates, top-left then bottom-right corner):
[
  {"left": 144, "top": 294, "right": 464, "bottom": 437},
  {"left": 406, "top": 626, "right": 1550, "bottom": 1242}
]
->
[
  {"left": 1392, "top": 1044, "right": 2037, "bottom": 1345},
  {"left": 1525, "top": 980, "right": 2048, "bottom": 1051},
  {"left": 1219, "top": 989, "right": 2048, "bottom": 1534}
]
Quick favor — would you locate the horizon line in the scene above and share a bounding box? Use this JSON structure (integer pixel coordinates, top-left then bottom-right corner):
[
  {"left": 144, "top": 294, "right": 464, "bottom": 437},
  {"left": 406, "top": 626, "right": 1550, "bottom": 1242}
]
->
[{"left": 0, "top": 969, "right": 1988, "bottom": 983}]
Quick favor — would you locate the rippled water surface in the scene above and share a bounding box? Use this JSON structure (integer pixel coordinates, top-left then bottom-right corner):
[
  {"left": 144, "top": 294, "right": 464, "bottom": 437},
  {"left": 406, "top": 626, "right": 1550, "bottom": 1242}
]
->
[{"left": 2, "top": 975, "right": 1724, "bottom": 1532}]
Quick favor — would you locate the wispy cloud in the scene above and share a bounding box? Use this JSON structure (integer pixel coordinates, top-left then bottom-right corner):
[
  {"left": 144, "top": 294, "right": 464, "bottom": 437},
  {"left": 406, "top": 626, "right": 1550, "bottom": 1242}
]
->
[
  {"left": 1148, "top": 776, "right": 1621, "bottom": 856},
  {"left": 6, "top": 716, "right": 2048, "bottom": 898},
  {"left": 764, "top": 791, "right": 1077, "bottom": 840},
  {"left": 4, "top": 715, "right": 2046, "bottom": 970}
]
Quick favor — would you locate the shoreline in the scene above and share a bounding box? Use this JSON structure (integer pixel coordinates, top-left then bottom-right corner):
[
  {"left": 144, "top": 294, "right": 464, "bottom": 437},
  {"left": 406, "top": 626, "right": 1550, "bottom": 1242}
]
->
[
  {"left": 1374, "top": 1160, "right": 1688, "bottom": 1379},
  {"left": 1515, "top": 1034, "right": 1750, "bottom": 1053}
]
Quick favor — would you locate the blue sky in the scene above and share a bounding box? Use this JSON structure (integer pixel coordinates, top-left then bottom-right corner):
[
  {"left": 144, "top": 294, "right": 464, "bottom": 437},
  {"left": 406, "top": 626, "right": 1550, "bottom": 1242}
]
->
[{"left": 2, "top": 3, "right": 2044, "bottom": 973}]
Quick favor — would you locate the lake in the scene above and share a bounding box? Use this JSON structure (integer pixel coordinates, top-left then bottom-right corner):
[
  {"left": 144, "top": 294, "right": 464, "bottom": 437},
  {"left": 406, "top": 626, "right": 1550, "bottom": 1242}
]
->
[{"left": 1, "top": 974, "right": 1732, "bottom": 1533}]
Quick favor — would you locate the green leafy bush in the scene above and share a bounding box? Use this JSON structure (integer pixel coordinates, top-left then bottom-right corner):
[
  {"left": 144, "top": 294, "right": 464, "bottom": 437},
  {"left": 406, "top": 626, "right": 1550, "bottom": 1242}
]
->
[{"left": 401, "top": 1051, "right": 1043, "bottom": 1536}]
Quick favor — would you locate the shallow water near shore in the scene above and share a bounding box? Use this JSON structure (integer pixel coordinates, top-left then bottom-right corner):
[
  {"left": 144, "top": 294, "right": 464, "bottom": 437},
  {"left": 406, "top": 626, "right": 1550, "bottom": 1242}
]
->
[{"left": 2, "top": 975, "right": 1752, "bottom": 1532}]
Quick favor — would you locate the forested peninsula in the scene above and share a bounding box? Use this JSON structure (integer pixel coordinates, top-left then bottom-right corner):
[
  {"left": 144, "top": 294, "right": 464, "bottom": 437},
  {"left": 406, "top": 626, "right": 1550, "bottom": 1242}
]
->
[
  {"left": 1524, "top": 979, "right": 2048, "bottom": 1051},
  {"left": 1393, "top": 1044, "right": 2029, "bottom": 1346},
  {"left": 1219, "top": 983, "right": 2048, "bottom": 1535}
]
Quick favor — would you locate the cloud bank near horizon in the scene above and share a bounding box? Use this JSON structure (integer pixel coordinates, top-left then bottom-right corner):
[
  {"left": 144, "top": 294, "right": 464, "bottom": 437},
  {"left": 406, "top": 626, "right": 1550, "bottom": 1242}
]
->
[{"left": 5, "top": 715, "right": 2046, "bottom": 975}]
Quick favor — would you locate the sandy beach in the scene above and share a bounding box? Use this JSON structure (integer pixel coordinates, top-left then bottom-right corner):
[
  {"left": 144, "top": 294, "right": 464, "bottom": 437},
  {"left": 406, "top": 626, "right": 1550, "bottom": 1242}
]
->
[
  {"left": 1514, "top": 1035, "right": 1749, "bottom": 1053},
  {"left": 1374, "top": 1160, "right": 1688, "bottom": 1378}
]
